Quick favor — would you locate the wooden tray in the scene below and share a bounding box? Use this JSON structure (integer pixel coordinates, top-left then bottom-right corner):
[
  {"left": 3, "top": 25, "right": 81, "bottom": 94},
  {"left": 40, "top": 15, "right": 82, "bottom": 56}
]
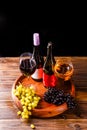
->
[{"left": 12, "top": 75, "right": 75, "bottom": 118}]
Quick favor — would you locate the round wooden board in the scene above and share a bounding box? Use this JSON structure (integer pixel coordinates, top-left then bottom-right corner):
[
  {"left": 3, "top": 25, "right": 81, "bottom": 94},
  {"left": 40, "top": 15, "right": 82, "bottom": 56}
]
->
[{"left": 12, "top": 75, "right": 75, "bottom": 118}]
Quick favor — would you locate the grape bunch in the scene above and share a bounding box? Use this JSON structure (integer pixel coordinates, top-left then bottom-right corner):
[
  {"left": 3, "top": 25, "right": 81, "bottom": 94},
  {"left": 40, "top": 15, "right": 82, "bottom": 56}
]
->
[
  {"left": 43, "top": 87, "right": 77, "bottom": 109},
  {"left": 43, "top": 87, "right": 65, "bottom": 105},
  {"left": 13, "top": 83, "right": 41, "bottom": 119},
  {"left": 65, "top": 93, "right": 78, "bottom": 109}
]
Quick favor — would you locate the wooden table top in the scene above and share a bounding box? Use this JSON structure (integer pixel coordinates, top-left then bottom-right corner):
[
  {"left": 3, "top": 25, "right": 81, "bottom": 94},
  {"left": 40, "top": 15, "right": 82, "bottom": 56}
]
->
[{"left": 0, "top": 57, "right": 87, "bottom": 130}]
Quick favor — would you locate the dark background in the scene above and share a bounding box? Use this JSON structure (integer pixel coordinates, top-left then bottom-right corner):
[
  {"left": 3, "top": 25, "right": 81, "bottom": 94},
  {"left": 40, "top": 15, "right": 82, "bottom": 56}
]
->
[{"left": 0, "top": 7, "right": 87, "bottom": 57}]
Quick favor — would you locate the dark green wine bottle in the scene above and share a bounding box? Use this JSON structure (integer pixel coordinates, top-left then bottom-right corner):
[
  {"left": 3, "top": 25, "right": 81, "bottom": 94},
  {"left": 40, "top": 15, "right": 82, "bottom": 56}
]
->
[
  {"left": 31, "top": 33, "right": 44, "bottom": 82},
  {"left": 43, "top": 42, "right": 57, "bottom": 87}
]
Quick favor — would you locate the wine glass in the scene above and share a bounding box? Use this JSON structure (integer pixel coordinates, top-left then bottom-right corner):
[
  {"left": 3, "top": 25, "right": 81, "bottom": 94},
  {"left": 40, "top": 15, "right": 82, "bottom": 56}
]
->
[
  {"left": 19, "top": 52, "right": 36, "bottom": 80},
  {"left": 54, "top": 57, "right": 74, "bottom": 81}
]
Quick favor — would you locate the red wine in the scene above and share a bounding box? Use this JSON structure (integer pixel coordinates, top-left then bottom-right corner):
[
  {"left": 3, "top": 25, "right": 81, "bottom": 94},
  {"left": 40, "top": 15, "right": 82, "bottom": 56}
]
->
[
  {"left": 43, "top": 42, "right": 57, "bottom": 88},
  {"left": 20, "top": 59, "right": 36, "bottom": 76},
  {"left": 31, "top": 33, "right": 44, "bottom": 81}
]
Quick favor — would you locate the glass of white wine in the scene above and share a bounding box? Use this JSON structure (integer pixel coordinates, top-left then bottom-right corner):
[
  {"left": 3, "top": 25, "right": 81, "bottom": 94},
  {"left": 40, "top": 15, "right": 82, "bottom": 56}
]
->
[{"left": 54, "top": 57, "right": 74, "bottom": 81}]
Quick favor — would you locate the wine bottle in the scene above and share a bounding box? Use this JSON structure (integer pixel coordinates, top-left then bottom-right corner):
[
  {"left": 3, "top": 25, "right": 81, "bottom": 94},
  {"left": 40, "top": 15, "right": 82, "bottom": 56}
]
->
[
  {"left": 43, "top": 42, "right": 57, "bottom": 88},
  {"left": 31, "top": 33, "right": 44, "bottom": 81}
]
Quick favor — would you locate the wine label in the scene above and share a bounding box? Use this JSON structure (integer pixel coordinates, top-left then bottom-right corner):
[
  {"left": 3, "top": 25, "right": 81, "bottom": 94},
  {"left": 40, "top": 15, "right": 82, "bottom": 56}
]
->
[
  {"left": 31, "top": 68, "right": 43, "bottom": 80},
  {"left": 43, "top": 72, "right": 57, "bottom": 87}
]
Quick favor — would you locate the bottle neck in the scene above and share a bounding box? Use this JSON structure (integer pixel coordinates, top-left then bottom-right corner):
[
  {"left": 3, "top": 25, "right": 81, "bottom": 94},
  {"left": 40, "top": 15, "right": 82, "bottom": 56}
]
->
[
  {"left": 32, "top": 45, "right": 40, "bottom": 57},
  {"left": 47, "top": 44, "right": 52, "bottom": 61},
  {"left": 46, "top": 43, "right": 55, "bottom": 64}
]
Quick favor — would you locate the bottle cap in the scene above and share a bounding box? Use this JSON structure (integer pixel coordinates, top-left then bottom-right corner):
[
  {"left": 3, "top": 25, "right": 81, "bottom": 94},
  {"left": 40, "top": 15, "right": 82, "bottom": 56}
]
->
[
  {"left": 33, "top": 33, "right": 40, "bottom": 46},
  {"left": 47, "top": 42, "right": 53, "bottom": 48}
]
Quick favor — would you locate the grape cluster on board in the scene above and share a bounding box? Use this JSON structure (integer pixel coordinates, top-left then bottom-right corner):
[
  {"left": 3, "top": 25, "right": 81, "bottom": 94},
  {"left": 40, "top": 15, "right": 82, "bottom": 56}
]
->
[
  {"left": 43, "top": 87, "right": 78, "bottom": 109},
  {"left": 13, "top": 83, "right": 41, "bottom": 119}
]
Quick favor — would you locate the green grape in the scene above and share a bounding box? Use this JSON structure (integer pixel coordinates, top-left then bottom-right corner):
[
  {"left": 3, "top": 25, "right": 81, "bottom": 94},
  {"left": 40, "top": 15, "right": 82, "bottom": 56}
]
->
[
  {"left": 28, "top": 106, "right": 32, "bottom": 110},
  {"left": 14, "top": 83, "right": 41, "bottom": 120},
  {"left": 30, "top": 124, "right": 35, "bottom": 129},
  {"left": 17, "top": 110, "right": 21, "bottom": 115}
]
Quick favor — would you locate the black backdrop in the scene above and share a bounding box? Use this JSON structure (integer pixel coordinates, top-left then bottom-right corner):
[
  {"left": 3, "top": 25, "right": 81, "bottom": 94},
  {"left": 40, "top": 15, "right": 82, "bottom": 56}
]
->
[{"left": 0, "top": 7, "right": 87, "bottom": 57}]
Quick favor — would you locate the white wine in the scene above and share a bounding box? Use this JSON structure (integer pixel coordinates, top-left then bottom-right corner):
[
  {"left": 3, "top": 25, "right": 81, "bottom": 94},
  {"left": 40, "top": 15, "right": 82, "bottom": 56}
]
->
[{"left": 54, "top": 58, "right": 74, "bottom": 81}]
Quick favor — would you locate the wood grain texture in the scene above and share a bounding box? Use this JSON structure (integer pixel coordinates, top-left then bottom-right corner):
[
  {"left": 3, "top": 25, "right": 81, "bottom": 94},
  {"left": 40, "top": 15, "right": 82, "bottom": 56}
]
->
[{"left": 0, "top": 57, "right": 87, "bottom": 130}]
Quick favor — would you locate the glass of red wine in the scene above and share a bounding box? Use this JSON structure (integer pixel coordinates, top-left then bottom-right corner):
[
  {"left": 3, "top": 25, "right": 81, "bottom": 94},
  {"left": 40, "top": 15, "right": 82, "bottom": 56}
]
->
[{"left": 19, "top": 52, "right": 36, "bottom": 80}]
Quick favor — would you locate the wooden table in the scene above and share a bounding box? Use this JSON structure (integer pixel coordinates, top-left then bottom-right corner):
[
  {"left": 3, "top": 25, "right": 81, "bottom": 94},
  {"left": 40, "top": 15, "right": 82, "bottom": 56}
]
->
[{"left": 0, "top": 57, "right": 87, "bottom": 130}]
